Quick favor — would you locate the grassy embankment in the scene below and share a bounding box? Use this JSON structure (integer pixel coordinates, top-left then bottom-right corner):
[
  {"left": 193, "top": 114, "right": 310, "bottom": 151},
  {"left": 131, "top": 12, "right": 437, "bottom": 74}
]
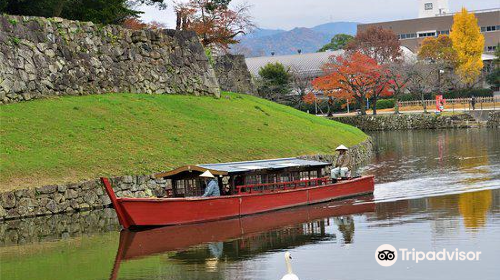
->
[{"left": 0, "top": 92, "right": 367, "bottom": 191}]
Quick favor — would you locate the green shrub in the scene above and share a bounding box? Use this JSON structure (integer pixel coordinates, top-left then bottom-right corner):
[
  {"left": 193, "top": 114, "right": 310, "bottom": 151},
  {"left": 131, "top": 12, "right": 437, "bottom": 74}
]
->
[
  {"left": 443, "top": 88, "right": 493, "bottom": 98},
  {"left": 376, "top": 99, "right": 395, "bottom": 109}
]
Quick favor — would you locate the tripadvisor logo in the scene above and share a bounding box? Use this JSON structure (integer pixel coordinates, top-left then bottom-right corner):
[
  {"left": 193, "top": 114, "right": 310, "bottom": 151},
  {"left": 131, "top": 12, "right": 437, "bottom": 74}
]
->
[
  {"left": 375, "top": 244, "right": 397, "bottom": 267},
  {"left": 375, "top": 244, "right": 482, "bottom": 267}
]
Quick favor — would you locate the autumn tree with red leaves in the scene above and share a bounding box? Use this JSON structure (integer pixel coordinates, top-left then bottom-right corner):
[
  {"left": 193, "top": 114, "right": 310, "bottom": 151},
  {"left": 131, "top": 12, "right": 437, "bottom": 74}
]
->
[
  {"left": 312, "top": 52, "right": 384, "bottom": 115},
  {"left": 303, "top": 92, "right": 317, "bottom": 105},
  {"left": 346, "top": 26, "right": 402, "bottom": 64},
  {"left": 344, "top": 26, "right": 400, "bottom": 114},
  {"left": 175, "top": 0, "right": 254, "bottom": 50}
]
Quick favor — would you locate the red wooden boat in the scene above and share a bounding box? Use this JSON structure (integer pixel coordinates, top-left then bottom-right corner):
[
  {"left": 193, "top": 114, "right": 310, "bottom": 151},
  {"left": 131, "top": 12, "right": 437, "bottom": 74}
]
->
[{"left": 102, "top": 158, "right": 374, "bottom": 229}]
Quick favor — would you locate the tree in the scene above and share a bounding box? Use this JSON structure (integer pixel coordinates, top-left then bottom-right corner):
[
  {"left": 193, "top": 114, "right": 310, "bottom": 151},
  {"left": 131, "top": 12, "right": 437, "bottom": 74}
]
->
[
  {"left": 175, "top": 0, "right": 254, "bottom": 50},
  {"left": 405, "top": 62, "right": 441, "bottom": 113},
  {"left": 257, "top": 62, "right": 292, "bottom": 101},
  {"left": 346, "top": 26, "right": 402, "bottom": 64},
  {"left": 0, "top": 0, "right": 166, "bottom": 24},
  {"left": 368, "top": 68, "right": 392, "bottom": 115},
  {"left": 418, "top": 35, "right": 458, "bottom": 66},
  {"left": 450, "top": 8, "right": 485, "bottom": 86},
  {"left": 312, "top": 52, "right": 382, "bottom": 115},
  {"left": 288, "top": 67, "right": 312, "bottom": 110},
  {"left": 386, "top": 62, "right": 415, "bottom": 114},
  {"left": 318, "top": 34, "right": 354, "bottom": 52},
  {"left": 345, "top": 26, "right": 401, "bottom": 114}
]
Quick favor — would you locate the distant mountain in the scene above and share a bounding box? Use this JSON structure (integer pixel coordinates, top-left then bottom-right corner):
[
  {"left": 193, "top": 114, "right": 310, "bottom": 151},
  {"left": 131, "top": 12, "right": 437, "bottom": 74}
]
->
[
  {"left": 311, "top": 22, "right": 358, "bottom": 37},
  {"left": 231, "top": 22, "right": 359, "bottom": 57},
  {"left": 244, "top": 28, "right": 286, "bottom": 39}
]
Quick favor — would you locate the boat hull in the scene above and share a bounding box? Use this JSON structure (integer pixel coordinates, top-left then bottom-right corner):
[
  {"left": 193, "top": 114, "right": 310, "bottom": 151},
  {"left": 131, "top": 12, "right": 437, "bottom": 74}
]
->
[{"left": 105, "top": 176, "right": 374, "bottom": 228}]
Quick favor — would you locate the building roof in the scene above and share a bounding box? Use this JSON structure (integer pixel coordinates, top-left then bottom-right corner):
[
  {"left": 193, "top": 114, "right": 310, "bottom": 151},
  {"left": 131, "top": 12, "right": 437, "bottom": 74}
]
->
[
  {"left": 156, "top": 158, "right": 331, "bottom": 178},
  {"left": 482, "top": 53, "right": 497, "bottom": 61},
  {"left": 245, "top": 51, "right": 343, "bottom": 78},
  {"left": 245, "top": 48, "right": 417, "bottom": 79},
  {"left": 199, "top": 158, "right": 330, "bottom": 173}
]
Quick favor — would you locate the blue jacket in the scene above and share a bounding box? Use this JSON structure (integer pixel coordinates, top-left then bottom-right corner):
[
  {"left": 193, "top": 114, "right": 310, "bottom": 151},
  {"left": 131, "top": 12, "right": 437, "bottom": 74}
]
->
[{"left": 202, "top": 179, "right": 220, "bottom": 197}]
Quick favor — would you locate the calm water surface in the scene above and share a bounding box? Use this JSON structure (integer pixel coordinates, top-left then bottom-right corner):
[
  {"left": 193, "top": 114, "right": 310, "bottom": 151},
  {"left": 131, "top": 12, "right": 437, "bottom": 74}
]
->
[{"left": 1, "top": 128, "right": 499, "bottom": 280}]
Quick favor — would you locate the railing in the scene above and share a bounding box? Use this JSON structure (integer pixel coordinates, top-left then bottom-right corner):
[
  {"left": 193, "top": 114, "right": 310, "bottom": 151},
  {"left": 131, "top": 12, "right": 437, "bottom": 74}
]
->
[
  {"left": 236, "top": 177, "right": 330, "bottom": 195},
  {"left": 435, "top": 8, "right": 500, "bottom": 16},
  {"left": 399, "top": 96, "right": 500, "bottom": 110}
]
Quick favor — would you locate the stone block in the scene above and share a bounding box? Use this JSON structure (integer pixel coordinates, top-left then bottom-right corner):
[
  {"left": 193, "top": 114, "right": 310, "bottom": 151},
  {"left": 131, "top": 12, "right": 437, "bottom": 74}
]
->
[
  {"left": 36, "top": 185, "right": 57, "bottom": 194},
  {"left": 1, "top": 192, "right": 16, "bottom": 208}
]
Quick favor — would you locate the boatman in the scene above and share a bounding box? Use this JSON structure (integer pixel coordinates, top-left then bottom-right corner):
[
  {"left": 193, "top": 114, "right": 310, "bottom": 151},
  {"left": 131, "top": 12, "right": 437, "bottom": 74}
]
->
[
  {"left": 331, "top": 145, "right": 351, "bottom": 180},
  {"left": 200, "top": 170, "right": 221, "bottom": 197}
]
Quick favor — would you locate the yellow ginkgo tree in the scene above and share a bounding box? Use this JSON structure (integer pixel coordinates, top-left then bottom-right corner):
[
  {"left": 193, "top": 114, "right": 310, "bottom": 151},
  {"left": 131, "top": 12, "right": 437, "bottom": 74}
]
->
[{"left": 449, "top": 8, "right": 485, "bottom": 86}]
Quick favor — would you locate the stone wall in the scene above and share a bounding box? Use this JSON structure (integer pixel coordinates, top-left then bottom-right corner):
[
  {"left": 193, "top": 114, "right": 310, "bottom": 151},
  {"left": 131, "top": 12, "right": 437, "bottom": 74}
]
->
[
  {"left": 0, "top": 138, "right": 373, "bottom": 222},
  {"left": 332, "top": 114, "right": 479, "bottom": 131},
  {"left": 487, "top": 111, "right": 500, "bottom": 128},
  {"left": 0, "top": 174, "right": 170, "bottom": 221},
  {"left": 213, "top": 54, "right": 256, "bottom": 95},
  {"left": 0, "top": 15, "right": 220, "bottom": 103}
]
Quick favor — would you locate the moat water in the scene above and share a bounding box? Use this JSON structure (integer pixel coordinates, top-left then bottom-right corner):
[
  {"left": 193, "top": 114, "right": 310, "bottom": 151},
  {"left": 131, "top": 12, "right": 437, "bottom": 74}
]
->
[{"left": 1, "top": 128, "right": 499, "bottom": 280}]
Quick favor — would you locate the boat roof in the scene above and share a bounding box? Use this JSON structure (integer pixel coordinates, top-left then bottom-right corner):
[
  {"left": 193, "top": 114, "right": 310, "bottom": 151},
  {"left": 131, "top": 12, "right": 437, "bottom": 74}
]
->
[{"left": 155, "top": 158, "right": 330, "bottom": 178}]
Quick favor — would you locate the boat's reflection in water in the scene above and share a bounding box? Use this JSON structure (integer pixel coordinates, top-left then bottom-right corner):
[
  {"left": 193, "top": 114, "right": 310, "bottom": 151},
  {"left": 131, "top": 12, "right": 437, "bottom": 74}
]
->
[{"left": 109, "top": 196, "right": 375, "bottom": 279}]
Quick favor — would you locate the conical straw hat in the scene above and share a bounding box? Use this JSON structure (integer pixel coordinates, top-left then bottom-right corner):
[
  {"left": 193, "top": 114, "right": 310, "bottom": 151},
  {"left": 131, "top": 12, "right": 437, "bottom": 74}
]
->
[
  {"left": 200, "top": 170, "right": 215, "bottom": 178},
  {"left": 335, "top": 145, "right": 348, "bottom": 151}
]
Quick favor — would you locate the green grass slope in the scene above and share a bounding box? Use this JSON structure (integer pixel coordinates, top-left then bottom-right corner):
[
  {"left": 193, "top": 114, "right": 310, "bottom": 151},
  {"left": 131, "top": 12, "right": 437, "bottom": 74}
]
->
[{"left": 0, "top": 92, "right": 367, "bottom": 190}]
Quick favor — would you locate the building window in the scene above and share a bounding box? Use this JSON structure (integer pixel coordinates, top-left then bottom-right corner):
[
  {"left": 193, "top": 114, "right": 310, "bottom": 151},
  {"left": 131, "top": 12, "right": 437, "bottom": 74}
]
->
[
  {"left": 418, "top": 32, "right": 436, "bottom": 38},
  {"left": 486, "top": 46, "right": 497, "bottom": 52},
  {"left": 437, "top": 30, "right": 450, "bottom": 35},
  {"left": 481, "top": 25, "right": 500, "bottom": 33},
  {"left": 424, "top": 3, "right": 433, "bottom": 10},
  {"left": 398, "top": 33, "right": 417, "bottom": 40}
]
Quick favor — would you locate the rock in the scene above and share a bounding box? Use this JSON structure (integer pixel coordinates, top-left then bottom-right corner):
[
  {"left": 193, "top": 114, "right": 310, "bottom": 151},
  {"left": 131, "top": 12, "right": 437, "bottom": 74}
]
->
[
  {"left": 79, "top": 203, "right": 91, "bottom": 211},
  {"left": 18, "top": 197, "right": 37, "bottom": 208},
  {"left": 0, "top": 205, "right": 6, "bottom": 219},
  {"left": 1, "top": 192, "right": 16, "bottom": 209},
  {"left": 36, "top": 185, "right": 57, "bottom": 194},
  {"left": 57, "top": 185, "right": 67, "bottom": 193},
  {"left": 45, "top": 199, "right": 58, "bottom": 213},
  {"left": 64, "top": 189, "right": 78, "bottom": 199},
  {"left": 83, "top": 191, "right": 98, "bottom": 205},
  {"left": 122, "top": 175, "right": 134, "bottom": 183},
  {"left": 6, "top": 208, "right": 19, "bottom": 219},
  {"left": 100, "top": 195, "right": 111, "bottom": 206}
]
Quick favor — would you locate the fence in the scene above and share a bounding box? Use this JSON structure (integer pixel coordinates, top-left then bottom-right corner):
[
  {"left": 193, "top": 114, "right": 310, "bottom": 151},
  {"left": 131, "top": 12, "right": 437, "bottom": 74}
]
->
[{"left": 399, "top": 96, "right": 500, "bottom": 111}]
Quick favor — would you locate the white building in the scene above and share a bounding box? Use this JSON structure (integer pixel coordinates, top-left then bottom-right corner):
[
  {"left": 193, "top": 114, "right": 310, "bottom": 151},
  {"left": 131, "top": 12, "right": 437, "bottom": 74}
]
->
[{"left": 418, "top": 0, "right": 450, "bottom": 18}]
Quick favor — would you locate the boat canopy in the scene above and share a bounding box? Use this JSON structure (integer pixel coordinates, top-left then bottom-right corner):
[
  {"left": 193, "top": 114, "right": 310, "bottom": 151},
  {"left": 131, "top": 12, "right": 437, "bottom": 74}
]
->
[{"left": 156, "top": 158, "right": 330, "bottom": 179}]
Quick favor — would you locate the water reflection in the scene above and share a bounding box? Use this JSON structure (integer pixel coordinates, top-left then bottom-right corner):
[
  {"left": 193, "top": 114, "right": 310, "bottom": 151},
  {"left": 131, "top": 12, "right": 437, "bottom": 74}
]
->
[
  {"left": 365, "top": 129, "right": 500, "bottom": 202},
  {"left": 109, "top": 197, "right": 373, "bottom": 279},
  {"left": 1, "top": 129, "right": 499, "bottom": 280}
]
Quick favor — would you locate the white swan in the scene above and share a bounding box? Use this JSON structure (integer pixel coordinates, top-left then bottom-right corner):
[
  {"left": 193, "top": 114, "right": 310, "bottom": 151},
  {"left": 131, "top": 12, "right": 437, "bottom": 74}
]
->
[{"left": 280, "top": 251, "right": 299, "bottom": 280}]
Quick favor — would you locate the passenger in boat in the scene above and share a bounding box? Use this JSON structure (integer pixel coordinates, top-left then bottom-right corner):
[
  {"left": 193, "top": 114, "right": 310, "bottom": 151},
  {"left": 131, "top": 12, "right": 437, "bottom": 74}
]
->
[
  {"left": 331, "top": 145, "right": 351, "bottom": 180},
  {"left": 200, "top": 170, "right": 221, "bottom": 197}
]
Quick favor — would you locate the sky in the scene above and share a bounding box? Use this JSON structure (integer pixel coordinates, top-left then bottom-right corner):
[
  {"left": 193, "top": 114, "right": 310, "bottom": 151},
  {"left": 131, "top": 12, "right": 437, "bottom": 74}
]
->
[{"left": 138, "top": 0, "right": 499, "bottom": 30}]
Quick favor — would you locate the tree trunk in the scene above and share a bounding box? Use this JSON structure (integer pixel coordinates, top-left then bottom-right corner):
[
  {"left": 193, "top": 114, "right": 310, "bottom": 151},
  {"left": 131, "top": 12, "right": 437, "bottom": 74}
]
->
[
  {"left": 372, "top": 96, "right": 377, "bottom": 115},
  {"left": 176, "top": 11, "right": 182, "bottom": 30},
  {"left": 394, "top": 95, "right": 400, "bottom": 114},
  {"left": 421, "top": 92, "right": 427, "bottom": 113},
  {"left": 359, "top": 97, "right": 366, "bottom": 115},
  {"left": 327, "top": 97, "right": 333, "bottom": 117}
]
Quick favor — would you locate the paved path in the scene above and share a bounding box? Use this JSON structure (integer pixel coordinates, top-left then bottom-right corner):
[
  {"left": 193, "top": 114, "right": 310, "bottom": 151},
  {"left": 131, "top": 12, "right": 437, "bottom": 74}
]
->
[{"left": 327, "top": 108, "right": 499, "bottom": 118}]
